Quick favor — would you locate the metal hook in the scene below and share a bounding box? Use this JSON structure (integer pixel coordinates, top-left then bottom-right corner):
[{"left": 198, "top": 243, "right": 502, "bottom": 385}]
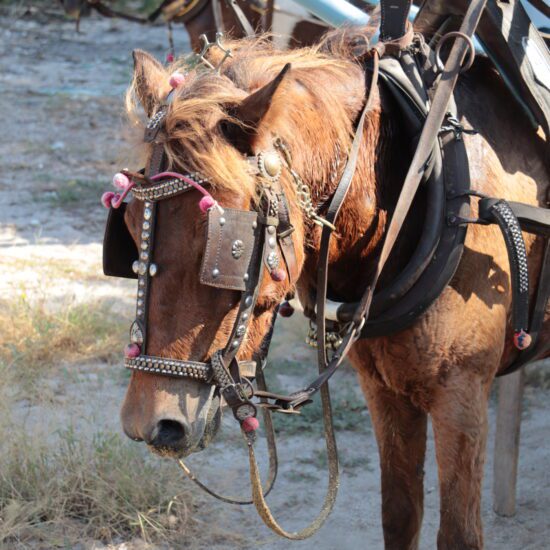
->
[{"left": 198, "top": 32, "right": 233, "bottom": 73}]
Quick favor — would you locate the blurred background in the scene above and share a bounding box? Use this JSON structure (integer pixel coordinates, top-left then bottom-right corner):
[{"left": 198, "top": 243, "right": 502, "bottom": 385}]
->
[{"left": 0, "top": 1, "right": 549, "bottom": 549}]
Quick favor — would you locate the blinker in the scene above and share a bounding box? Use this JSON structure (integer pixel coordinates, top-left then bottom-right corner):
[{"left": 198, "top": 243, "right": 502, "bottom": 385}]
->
[
  {"left": 200, "top": 207, "right": 259, "bottom": 291},
  {"left": 103, "top": 203, "right": 139, "bottom": 279}
]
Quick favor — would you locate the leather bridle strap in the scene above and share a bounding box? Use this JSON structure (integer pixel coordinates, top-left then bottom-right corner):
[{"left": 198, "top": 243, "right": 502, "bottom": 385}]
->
[
  {"left": 380, "top": 0, "right": 412, "bottom": 41},
  {"left": 316, "top": 50, "right": 381, "bottom": 370},
  {"left": 224, "top": 0, "right": 255, "bottom": 37},
  {"left": 176, "top": 364, "right": 279, "bottom": 505}
]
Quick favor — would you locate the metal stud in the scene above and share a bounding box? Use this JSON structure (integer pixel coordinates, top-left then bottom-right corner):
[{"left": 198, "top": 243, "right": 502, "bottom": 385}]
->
[
  {"left": 267, "top": 252, "right": 279, "bottom": 269},
  {"left": 243, "top": 273, "right": 249, "bottom": 282},
  {"left": 137, "top": 308, "right": 143, "bottom": 316},
  {"left": 245, "top": 296, "right": 253, "bottom": 307},
  {"left": 242, "top": 312, "right": 249, "bottom": 321},
  {"left": 141, "top": 231, "right": 150, "bottom": 241},
  {"left": 268, "top": 237, "right": 276, "bottom": 248},
  {"left": 138, "top": 262, "right": 147, "bottom": 276},
  {"left": 149, "top": 263, "right": 158, "bottom": 277},
  {"left": 231, "top": 340, "right": 239, "bottom": 350},
  {"left": 219, "top": 217, "right": 226, "bottom": 226},
  {"left": 231, "top": 240, "right": 244, "bottom": 259},
  {"left": 140, "top": 251, "right": 149, "bottom": 261},
  {"left": 144, "top": 208, "right": 152, "bottom": 220},
  {"left": 138, "top": 290, "right": 144, "bottom": 297},
  {"left": 130, "top": 322, "right": 143, "bottom": 344},
  {"left": 212, "top": 268, "right": 220, "bottom": 278},
  {"left": 143, "top": 221, "right": 150, "bottom": 230},
  {"left": 252, "top": 221, "right": 258, "bottom": 229},
  {"left": 236, "top": 325, "right": 246, "bottom": 337},
  {"left": 267, "top": 226, "right": 276, "bottom": 235},
  {"left": 132, "top": 261, "right": 139, "bottom": 274}
]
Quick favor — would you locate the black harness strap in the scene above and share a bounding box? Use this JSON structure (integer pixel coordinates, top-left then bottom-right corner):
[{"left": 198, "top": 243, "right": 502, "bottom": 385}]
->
[
  {"left": 482, "top": 200, "right": 531, "bottom": 336},
  {"left": 380, "top": 0, "right": 412, "bottom": 41},
  {"left": 499, "top": 239, "right": 550, "bottom": 376}
]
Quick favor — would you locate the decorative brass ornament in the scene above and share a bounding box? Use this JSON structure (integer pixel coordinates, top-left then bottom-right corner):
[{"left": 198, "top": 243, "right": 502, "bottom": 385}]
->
[{"left": 258, "top": 150, "right": 282, "bottom": 181}]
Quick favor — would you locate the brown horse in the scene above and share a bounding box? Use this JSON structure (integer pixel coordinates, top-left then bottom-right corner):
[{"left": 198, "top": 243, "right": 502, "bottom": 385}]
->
[{"left": 119, "top": 29, "right": 549, "bottom": 549}]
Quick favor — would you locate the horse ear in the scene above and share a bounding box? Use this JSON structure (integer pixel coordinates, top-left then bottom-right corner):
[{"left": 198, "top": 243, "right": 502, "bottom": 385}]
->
[
  {"left": 132, "top": 50, "right": 170, "bottom": 117},
  {"left": 222, "top": 64, "right": 291, "bottom": 152},
  {"left": 235, "top": 63, "right": 291, "bottom": 128}
]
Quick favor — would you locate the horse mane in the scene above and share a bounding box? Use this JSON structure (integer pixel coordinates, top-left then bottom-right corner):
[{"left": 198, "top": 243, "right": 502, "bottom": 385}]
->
[{"left": 124, "top": 26, "right": 380, "bottom": 203}]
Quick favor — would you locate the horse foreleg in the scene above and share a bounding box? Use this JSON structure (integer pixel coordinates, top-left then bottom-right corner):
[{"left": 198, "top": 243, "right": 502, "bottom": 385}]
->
[
  {"left": 358, "top": 374, "right": 427, "bottom": 550},
  {"left": 430, "top": 372, "right": 490, "bottom": 550}
]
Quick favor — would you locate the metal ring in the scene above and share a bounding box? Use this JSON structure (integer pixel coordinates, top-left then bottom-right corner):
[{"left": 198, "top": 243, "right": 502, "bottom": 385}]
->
[{"left": 435, "top": 31, "right": 476, "bottom": 74}]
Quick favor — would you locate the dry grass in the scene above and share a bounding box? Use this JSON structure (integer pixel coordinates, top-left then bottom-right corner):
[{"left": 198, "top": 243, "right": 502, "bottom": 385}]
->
[
  {"left": 0, "top": 426, "right": 198, "bottom": 547},
  {"left": 0, "top": 295, "right": 127, "bottom": 396}
]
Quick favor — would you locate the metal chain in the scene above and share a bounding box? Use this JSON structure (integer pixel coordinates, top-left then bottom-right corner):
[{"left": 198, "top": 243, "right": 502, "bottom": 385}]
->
[{"left": 273, "top": 138, "right": 336, "bottom": 231}]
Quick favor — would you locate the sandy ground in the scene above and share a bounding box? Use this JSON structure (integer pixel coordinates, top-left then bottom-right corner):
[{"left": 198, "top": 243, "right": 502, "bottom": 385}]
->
[{"left": 1, "top": 5, "right": 549, "bottom": 549}]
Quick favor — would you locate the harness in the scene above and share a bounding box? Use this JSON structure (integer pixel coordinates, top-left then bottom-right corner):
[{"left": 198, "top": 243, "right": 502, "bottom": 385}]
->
[{"left": 102, "top": 0, "right": 549, "bottom": 539}]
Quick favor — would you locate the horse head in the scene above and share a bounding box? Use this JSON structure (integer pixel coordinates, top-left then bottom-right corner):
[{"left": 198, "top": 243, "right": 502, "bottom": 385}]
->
[{"left": 119, "top": 38, "right": 374, "bottom": 457}]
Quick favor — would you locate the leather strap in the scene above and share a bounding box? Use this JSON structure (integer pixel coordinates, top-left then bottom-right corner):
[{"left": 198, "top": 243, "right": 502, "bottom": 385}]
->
[
  {"left": 316, "top": 51, "right": 381, "bottom": 369},
  {"left": 176, "top": 364, "right": 279, "bottom": 504},
  {"left": 499, "top": 238, "right": 550, "bottom": 376},
  {"left": 484, "top": 200, "right": 531, "bottom": 333},
  {"left": 380, "top": 0, "right": 412, "bottom": 41},
  {"left": 224, "top": 0, "right": 255, "bottom": 36}
]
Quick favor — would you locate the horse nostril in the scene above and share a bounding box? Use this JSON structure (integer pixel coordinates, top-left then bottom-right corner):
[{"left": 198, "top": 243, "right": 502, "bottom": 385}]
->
[{"left": 153, "top": 419, "right": 186, "bottom": 448}]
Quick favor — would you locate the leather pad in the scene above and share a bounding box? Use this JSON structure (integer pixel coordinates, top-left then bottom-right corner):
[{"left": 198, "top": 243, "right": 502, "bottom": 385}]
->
[
  {"left": 200, "top": 207, "right": 258, "bottom": 291},
  {"left": 103, "top": 203, "right": 139, "bottom": 279}
]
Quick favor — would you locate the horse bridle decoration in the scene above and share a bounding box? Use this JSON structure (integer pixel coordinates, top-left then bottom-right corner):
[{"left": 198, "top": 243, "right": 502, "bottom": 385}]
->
[{"left": 115, "top": 115, "right": 304, "bottom": 433}]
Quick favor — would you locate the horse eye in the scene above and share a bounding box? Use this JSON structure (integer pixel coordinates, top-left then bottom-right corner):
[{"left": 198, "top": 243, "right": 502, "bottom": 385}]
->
[{"left": 218, "top": 119, "right": 251, "bottom": 154}]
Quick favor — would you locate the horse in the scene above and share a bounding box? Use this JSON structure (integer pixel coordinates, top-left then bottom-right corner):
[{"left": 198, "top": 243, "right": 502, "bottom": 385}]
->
[{"left": 117, "top": 26, "right": 549, "bottom": 549}]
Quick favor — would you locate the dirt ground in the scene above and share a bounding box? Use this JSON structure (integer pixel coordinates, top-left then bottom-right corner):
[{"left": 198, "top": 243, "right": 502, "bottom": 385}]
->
[{"left": 1, "top": 5, "right": 549, "bottom": 549}]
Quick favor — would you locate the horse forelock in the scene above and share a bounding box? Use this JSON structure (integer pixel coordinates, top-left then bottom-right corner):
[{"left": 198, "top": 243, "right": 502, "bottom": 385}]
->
[{"left": 125, "top": 32, "right": 376, "bottom": 209}]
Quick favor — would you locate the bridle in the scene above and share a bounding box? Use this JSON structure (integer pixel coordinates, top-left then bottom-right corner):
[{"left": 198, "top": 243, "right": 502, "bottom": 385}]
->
[{"left": 120, "top": 95, "right": 309, "bottom": 433}]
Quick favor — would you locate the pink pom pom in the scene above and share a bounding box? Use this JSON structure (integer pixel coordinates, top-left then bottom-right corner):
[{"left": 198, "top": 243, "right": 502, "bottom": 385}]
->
[
  {"left": 270, "top": 268, "right": 287, "bottom": 282},
  {"left": 166, "top": 53, "right": 175, "bottom": 63},
  {"left": 101, "top": 191, "right": 115, "bottom": 209},
  {"left": 113, "top": 172, "right": 130, "bottom": 190},
  {"left": 513, "top": 330, "right": 532, "bottom": 350},
  {"left": 124, "top": 343, "right": 141, "bottom": 358},
  {"left": 242, "top": 416, "right": 259, "bottom": 432},
  {"left": 199, "top": 195, "right": 216, "bottom": 213},
  {"left": 169, "top": 72, "right": 185, "bottom": 89}
]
